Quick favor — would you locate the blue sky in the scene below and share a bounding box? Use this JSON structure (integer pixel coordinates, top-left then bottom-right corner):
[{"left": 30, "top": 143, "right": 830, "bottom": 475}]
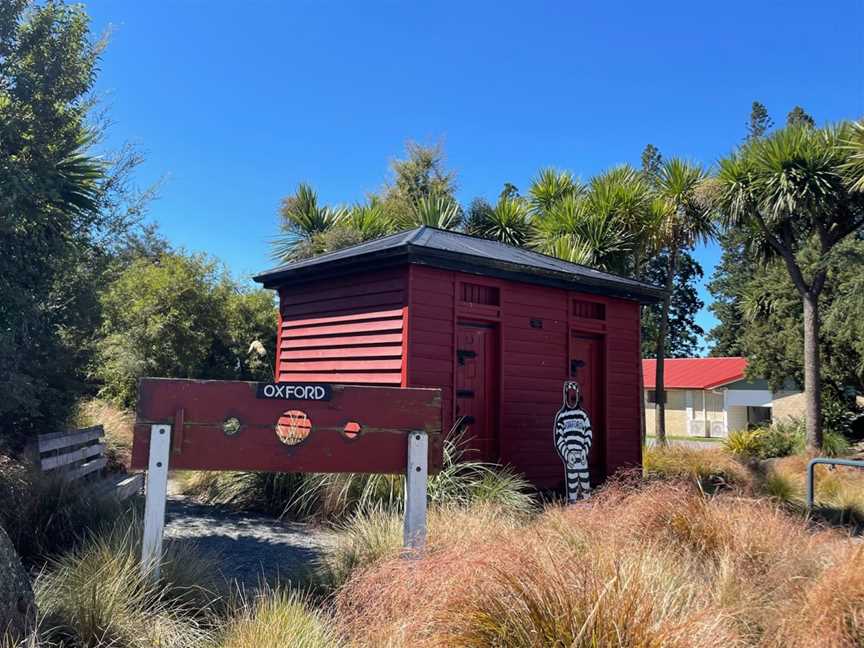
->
[{"left": 85, "top": 1, "right": 864, "bottom": 352}]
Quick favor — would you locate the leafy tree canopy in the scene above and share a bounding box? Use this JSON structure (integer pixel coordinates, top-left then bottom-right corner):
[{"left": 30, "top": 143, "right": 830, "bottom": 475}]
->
[
  {"left": 95, "top": 252, "right": 277, "bottom": 407},
  {"left": 641, "top": 252, "right": 705, "bottom": 358},
  {"left": 0, "top": 0, "right": 147, "bottom": 440}
]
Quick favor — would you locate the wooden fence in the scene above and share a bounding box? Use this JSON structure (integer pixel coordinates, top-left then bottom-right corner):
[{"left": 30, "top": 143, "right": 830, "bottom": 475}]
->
[{"left": 37, "top": 426, "right": 142, "bottom": 500}]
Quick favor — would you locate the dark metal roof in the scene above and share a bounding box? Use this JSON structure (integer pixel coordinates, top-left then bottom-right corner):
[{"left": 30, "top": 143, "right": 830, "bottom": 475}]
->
[{"left": 253, "top": 226, "right": 665, "bottom": 303}]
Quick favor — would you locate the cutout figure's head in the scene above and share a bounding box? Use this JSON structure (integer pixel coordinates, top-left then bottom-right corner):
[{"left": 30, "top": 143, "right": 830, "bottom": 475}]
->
[{"left": 563, "top": 380, "right": 580, "bottom": 409}]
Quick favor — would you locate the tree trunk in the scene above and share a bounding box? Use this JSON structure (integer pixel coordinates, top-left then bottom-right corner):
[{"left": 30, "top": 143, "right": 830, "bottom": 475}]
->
[
  {"left": 654, "top": 253, "right": 676, "bottom": 445},
  {"left": 802, "top": 293, "right": 823, "bottom": 451}
]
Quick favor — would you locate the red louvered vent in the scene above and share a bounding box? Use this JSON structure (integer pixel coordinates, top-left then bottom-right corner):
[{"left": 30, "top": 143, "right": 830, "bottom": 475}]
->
[
  {"left": 277, "top": 276, "right": 405, "bottom": 385},
  {"left": 573, "top": 300, "right": 605, "bottom": 320},
  {"left": 461, "top": 282, "right": 500, "bottom": 306}
]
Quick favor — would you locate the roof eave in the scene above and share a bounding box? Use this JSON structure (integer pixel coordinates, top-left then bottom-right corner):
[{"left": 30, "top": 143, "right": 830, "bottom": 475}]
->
[{"left": 254, "top": 244, "right": 666, "bottom": 304}]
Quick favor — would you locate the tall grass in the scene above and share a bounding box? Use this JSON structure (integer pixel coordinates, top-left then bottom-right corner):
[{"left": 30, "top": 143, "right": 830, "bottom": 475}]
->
[
  {"left": 73, "top": 398, "right": 136, "bottom": 472},
  {"left": 333, "top": 480, "right": 854, "bottom": 647},
  {"left": 34, "top": 515, "right": 223, "bottom": 648},
  {"left": 314, "top": 501, "right": 528, "bottom": 591},
  {"left": 178, "top": 434, "right": 536, "bottom": 522},
  {"left": 217, "top": 589, "right": 342, "bottom": 648},
  {"left": 0, "top": 455, "right": 127, "bottom": 563},
  {"left": 643, "top": 445, "right": 752, "bottom": 491}
]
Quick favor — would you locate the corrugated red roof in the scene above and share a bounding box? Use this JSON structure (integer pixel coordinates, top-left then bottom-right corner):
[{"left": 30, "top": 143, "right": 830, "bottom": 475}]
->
[{"left": 642, "top": 357, "right": 747, "bottom": 390}]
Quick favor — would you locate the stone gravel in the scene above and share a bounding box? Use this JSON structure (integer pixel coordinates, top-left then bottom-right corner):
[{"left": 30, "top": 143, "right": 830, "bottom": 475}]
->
[{"left": 163, "top": 493, "right": 335, "bottom": 591}]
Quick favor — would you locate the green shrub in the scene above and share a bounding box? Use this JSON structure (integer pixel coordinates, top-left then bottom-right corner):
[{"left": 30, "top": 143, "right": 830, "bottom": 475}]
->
[
  {"left": 723, "top": 428, "right": 766, "bottom": 459},
  {"left": 724, "top": 418, "right": 850, "bottom": 460}
]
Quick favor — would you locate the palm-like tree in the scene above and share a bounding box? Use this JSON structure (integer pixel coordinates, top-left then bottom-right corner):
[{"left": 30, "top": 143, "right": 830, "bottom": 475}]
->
[
  {"left": 651, "top": 159, "right": 714, "bottom": 444},
  {"left": 404, "top": 194, "right": 462, "bottom": 230},
  {"left": 341, "top": 198, "right": 395, "bottom": 241},
  {"left": 469, "top": 196, "right": 534, "bottom": 247},
  {"left": 528, "top": 168, "right": 583, "bottom": 216},
  {"left": 713, "top": 124, "right": 864, "bottom": 450},
  {"left": 842, "top": 119, "right": 864, "bottom": 192},
  {"left": 272, "top": 183, "right": 344, "bottom": 262}
]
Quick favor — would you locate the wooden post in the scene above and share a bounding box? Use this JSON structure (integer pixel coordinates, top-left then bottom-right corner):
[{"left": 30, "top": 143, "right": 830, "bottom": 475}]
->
[
  {"left": 141, "top": 424, "right": 171, "bottom": 580},
  {"left": 403, "top": 430, "right": 428, "bottom": 550}
]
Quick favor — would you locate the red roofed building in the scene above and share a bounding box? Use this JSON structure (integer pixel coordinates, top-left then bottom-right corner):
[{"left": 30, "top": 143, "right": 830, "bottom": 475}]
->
[{"left": 642, "top": 357, "right": 804, "bottom": 438}]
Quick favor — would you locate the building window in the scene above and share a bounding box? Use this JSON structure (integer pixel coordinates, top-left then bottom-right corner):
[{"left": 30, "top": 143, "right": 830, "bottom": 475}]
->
[
  {"left": 573, "top": 300, "right": 605, "bottom": 320},
  {"left": 460, "top": 282, "right": 500, "bottom": 306},
  {"left": 646, "top": 390, "right": 665, "bottom": 404}
]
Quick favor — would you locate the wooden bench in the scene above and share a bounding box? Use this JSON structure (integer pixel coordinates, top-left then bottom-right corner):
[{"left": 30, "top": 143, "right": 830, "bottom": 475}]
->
[{"left": 37, "top": 426, "right": 143, "bottom": 500}]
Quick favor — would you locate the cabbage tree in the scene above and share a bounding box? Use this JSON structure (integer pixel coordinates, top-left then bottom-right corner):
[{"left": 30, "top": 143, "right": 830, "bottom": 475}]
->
[{"left": 713, "top": 123, "right": 864, "bottom": 450}]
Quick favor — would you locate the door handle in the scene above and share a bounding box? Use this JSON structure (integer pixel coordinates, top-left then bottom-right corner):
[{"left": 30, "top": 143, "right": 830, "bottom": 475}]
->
[
  {"left": 456, "top": 389, "right": 475, "bottom": 398},
  {"left": 570, "top": 359, "right": 585, "bottom": 375}
]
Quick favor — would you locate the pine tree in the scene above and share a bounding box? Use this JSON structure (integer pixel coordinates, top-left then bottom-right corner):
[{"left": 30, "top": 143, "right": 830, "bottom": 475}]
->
[{"left": 746, "top": 101, "right": 773, "bottom": 141}]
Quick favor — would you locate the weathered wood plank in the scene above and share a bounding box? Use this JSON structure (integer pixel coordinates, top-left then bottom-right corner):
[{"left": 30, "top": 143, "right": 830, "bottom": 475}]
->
[
  {"left": 64, "top": 456, "right": 107, "bottom": 481},
  {"left": 41, "top": 443, "right": 105, "bottom": 471},
  {"left": 38, "top": 426, "right": 103, "bottom": 452}
]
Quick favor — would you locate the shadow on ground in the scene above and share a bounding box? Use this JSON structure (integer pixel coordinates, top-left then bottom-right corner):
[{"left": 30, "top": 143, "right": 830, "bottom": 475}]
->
[{"left": 164, "top": 496, "right": 334, "bottom": 590}]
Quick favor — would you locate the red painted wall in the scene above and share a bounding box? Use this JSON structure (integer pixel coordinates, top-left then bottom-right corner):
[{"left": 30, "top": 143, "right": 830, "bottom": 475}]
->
[
  {"left": 276, "top": 263, "right": 642, "bottom": 491},
  {"left": 404, "top": 265, "right": 642, "bottom": 489},
  {"left": 277, "top": 268, "right": 408, "bottom": 385}
]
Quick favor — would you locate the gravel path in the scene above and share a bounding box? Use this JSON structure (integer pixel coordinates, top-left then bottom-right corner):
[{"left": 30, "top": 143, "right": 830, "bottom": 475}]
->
[{"left": 163, "top": 490, "right": 335, "bottom": 591}]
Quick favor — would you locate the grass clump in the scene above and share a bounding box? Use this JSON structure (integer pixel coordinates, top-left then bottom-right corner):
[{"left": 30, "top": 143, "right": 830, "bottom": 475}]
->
[
  {"left": 643, "top": 445, "right": 751, "bottom": 491},
  {"left": 218, "top": 588, "right": 342, "bottom": 648},
  {"left": 73, "top": 398, "right": 135, "bottom": 472},
  {"left": 35, "top": 516, "right": 223, "bottom": 647},
  {"left": 333, "top": 480, "right": 854, "bottom": 647},
  {"left": 315, "top": 501, "right": 529, "bottom": 592},
  {"left": 0, "top": 455, "right": 127, "bottom": 564}
]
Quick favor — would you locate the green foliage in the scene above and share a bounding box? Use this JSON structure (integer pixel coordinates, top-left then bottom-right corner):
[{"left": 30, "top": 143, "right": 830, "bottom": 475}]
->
[
  {"left": 95, "top": 252, "right": 277, "bottom": 406},
  {"left": 640, "top": 252, "right": 705, "bottom": 357},
  {"left": 464, "top": 195, "right": 533, "bottom": 247},
  {"left": 0, "top": 1, "right": 152, "bottom": 444},
  {"left": 723, "top": 428, "right": 768, "bottom": 459},
  {"left": 272, "top": 183, "right": 344, "bottom": 262},
  {"left": 724, "top": 418, "right": 850, "bottom": 460},
  {"left": 786, "top": 106, "right": 815, "bottom": 129},
  {"left": 640, "top": 143, "right": 663, "bottom": 185},
  {"left": 746, "top": 101, "right": 773, "bottom": 141},
  {"left": 729, "top": 238, "right": 864, "bottom": 394}
]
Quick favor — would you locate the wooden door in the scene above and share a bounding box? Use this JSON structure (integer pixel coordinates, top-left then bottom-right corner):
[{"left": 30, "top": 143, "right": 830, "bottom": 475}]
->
[
  {"left": 570, "top": 334, "right": 604, "bottom": 480},
  {"left": 455, "top": 322, "right": 498, "bottom": 462}
]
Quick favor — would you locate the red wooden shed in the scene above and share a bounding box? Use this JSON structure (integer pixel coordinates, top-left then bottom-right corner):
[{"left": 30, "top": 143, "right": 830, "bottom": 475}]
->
[{"left": 254, "top": 227, "right": 663, "bottom": 491}]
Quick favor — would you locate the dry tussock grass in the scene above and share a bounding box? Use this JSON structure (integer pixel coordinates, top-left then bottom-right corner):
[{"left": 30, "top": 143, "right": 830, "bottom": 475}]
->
[
  {"left": 75, "top": 398, "right": 135, "bottom": 471},
  {"left": 335, "top": 480, "right": 860, "bottom": 648}
]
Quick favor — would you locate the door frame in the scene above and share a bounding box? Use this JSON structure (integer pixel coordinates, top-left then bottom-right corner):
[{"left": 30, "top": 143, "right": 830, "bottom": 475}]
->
[
  {"left": 453, "top": 319, "right": 501, "bottom": 462},
  {"left": 568, "top": 293, "right": 609, "bottom": 482}
]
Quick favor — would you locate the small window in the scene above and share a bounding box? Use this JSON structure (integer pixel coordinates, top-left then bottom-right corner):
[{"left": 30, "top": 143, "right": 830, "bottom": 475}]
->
[
  {"left": 647, "top": 390, "right": 666, "bottom": 404},
  {"left": 573, "top": 300, "right": 605, "bottom": 320},
  {"left": 461, "top": 283, "right": 499, "bottom": 306}
]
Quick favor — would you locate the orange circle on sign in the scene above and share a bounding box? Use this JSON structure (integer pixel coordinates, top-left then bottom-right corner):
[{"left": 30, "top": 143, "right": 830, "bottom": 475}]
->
[{"left": 276, "top": 410, "right": 312, "bottom": 446}]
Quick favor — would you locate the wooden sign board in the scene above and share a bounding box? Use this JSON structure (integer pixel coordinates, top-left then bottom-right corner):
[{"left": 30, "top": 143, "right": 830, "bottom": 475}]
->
[{"left": 131, "top": 378, "right": 443, "bottom": 474}]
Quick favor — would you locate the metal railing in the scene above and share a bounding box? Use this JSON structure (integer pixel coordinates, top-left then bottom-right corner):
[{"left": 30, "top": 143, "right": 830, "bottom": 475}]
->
[{"left": 806, "top": 457, "right": 864, "bottom": 509}]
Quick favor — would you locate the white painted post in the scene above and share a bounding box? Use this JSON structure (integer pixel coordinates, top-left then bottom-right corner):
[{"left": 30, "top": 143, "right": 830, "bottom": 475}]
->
[
  {"left": 403, "top": 430, "right": 428, "bottom": 551},
  {"left": 141, "top": 424, "right": 171, "bottom": 580}
]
